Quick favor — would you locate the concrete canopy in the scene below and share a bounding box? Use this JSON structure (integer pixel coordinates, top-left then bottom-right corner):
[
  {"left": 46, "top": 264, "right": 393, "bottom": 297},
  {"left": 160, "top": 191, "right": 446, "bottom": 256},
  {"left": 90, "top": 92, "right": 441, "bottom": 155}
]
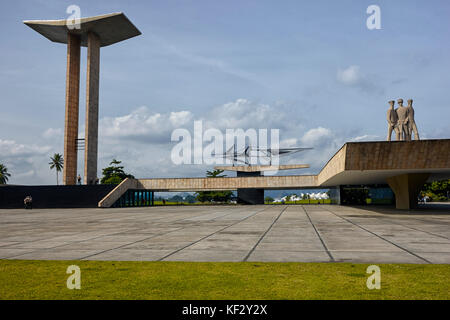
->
[
  {"left": 24, "top": 12, "right": 141, "bottom": 47},
  {"left": 214, "top": 164, "right": 310, "bottom": 172}
]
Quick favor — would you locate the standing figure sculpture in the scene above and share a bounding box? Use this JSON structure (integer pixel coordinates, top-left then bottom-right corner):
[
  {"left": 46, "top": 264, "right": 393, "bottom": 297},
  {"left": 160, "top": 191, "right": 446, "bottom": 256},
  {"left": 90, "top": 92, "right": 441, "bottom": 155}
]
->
[
  {"left": 395, "top": 98, "right": 410, "bottom": 141},
  {"left": 386, "top": 100, "right": 398, "bottom": 141},
  {"left": 406, "top": 99, "right": 420, "bottom": 140}
]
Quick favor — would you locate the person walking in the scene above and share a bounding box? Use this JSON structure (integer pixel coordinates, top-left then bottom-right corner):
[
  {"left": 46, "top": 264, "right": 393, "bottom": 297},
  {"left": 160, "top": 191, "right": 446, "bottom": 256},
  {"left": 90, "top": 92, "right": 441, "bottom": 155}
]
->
[{"left": 24, "top": 195, "right": 33, "bottom": 209}]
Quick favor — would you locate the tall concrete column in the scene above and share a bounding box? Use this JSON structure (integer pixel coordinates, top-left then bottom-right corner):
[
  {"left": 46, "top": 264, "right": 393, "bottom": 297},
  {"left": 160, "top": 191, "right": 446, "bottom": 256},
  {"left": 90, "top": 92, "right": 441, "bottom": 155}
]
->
[
  {"left": 386, "top": 173, "right": 430, "bottom": 209},
  {"left": 84, "top": 32, "right": 100, "bottom": 185},
  {"left": 63, "top": 33, "right": 81, "bottom": 185}
]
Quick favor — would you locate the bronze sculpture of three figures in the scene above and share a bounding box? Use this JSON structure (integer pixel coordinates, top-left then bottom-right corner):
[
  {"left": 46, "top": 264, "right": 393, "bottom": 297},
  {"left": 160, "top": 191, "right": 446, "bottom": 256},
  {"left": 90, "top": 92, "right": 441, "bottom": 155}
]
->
[{"left": 386, "top": 98, "right": 420, "bottom": 141}]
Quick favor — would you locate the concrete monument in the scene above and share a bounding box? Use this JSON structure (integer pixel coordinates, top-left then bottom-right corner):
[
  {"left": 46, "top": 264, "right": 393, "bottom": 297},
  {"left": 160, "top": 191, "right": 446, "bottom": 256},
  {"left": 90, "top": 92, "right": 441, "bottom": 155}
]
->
[
  {"left": 395, "top": 98, "right": 410, "bottom": 141},
  {"left": 386, "top": 100, "right": 398, "bottom": 141},
  {"left": 406, "top": 99, "right": 420, "bottom": 140},
  {"left": 24, "top": 13, "right": 141, "bottom": 185}
]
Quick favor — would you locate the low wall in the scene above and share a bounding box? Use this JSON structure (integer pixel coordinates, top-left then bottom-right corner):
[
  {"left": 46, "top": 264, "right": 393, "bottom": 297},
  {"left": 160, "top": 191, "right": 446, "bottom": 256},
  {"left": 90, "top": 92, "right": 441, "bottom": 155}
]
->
[{"left": 0, "top": 185, "right": 115, "bottom": 209}]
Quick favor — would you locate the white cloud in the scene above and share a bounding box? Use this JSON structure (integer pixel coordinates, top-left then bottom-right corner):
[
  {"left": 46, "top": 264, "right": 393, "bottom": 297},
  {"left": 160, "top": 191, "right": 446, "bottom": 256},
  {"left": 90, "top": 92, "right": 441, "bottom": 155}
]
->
[
  {"left": 351, "top": 134, "right": 380, "bottom": 142},
  {"left": 0, "top": 139, "right": 51, "bottom": 157},
  {"left": 0, "top": 139, "right": 56, "bottom": 185},
  {"left": 1, "top": 99, "right": 382, "bottom": 185},
  {"left": 300, "top": 127, "right": 333, "bottom": 146},
  {"left": 336, "top": 65, "right": 384, "bottom": 95},
  {"left": 204, "top": 99, "right": 288, "bottom": 130},
  {"left": 99, "top": 106, "right": 194, "bottom": 144},
  {"left": 337, "top": 65, "right": 361, "bottom": 85},
  {"left": 169, "top": 111, "right": 193, "bottom": 127},
  {"left": 42, "top": 128, "right": 62, "bottom": 139}
]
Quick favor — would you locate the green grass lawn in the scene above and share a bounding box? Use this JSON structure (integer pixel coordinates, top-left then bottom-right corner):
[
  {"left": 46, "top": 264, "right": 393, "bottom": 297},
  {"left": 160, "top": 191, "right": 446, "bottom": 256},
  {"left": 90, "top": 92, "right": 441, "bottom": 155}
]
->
[{"left": 0, "top": 260, "right": 449, "bottom": 300}]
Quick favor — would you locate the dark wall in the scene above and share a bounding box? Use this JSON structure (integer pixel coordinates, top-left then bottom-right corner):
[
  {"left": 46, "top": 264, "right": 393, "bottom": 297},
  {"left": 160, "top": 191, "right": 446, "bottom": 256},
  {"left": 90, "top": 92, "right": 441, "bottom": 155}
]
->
[
  {"left": 0, "top": 185, "right": 116, "bottom": 209},
  {"left": 237, "top": 188, "right": 264, "bottom": 205}
]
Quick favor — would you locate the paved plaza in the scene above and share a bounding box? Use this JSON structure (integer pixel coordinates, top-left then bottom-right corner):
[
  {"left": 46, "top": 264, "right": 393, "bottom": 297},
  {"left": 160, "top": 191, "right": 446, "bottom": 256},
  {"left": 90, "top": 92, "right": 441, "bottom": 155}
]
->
[{"left": 0, "top": 205, "right": 449, "bottom": 263}]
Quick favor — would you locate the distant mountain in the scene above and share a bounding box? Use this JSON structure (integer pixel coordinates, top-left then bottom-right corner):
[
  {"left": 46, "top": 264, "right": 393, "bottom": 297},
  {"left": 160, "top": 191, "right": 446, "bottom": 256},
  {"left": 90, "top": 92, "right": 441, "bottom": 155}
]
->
[{"left": 265, "top": 189, "right": 329, "bottom": 199}]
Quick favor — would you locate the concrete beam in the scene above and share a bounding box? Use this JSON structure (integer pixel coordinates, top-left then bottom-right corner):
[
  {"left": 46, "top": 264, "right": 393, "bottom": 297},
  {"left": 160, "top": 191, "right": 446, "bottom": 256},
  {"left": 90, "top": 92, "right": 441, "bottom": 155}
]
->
[
  {"left": 215, "top": 164, "right": 309, "bottom": 172},
  {"left": 62, "top": 33, "right": 80, "bottom": 185},
  {"left": 139, "top": 175, "right": 318, "bottom": 191},
  {"left": 84, "top": 32, "right": 100, "bottom": 185},
  {"left": 386, "top": 173, "right": 430, "bottom": 209}
]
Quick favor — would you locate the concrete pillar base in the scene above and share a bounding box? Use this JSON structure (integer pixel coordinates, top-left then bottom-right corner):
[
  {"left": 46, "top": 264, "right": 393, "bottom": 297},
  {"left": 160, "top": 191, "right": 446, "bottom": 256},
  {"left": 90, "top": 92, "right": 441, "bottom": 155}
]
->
[
  {"left": 386, "top": 173, "right": 430, "bottom": 209},
  {"left": 237, "top": 188, "right": 264, "bottom": 204}
]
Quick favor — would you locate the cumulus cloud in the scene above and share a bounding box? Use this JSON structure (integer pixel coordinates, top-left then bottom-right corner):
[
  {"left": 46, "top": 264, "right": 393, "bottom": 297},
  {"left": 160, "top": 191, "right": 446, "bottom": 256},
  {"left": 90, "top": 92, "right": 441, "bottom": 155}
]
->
[
  {"left": 42, "top": 128, "right": 62, "bottom": 139},
  {"left": 0, "top": 139, "right": 51, "bottom": 157},
  {"left": 99, "top": 99, "right": 292, "bottom": 146},
  {"left": 99, "top": 106, "right": 194, "bottom": 144},
  {"left": 351, "top": 134, "right": 381, "bottom": 142},
  {"left": 204, "top": 99, "right": 288, "bottom": 131},
  {"left": 0, "top": 139, "right": 55, "bottom": 185},
  {"left": 337, "top": 65, "right": 361, "bottom": 85},
  {"left": 337, "top": 65, "right": 384, "bottom": 95},
  {"left": 2, "top": 98, "right": 381, "bottom": 184},
  {"left": 300, "top": 127, "right": 333, "bottom": 147}
]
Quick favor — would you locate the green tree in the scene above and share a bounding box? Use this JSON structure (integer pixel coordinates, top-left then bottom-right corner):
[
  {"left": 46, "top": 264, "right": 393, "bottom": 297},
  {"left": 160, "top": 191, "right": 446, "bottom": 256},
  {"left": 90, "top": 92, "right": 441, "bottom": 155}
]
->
[
  {"left": 195, "top": 169, "right": 233, "bottom": 203},
  {"left": 421, "top": 179, "right": 450, "bottom": 201},
  {"left": 265, "top": 196, "right": 274, "bottom": 203},
  {"left": 49, "top": 153, "right": 64, "bottom": 185},
  {"left": 169, "top": 195, "right": 183, "bottom": 203},
  {"left": 101, "top": 159, "right": 135, "bottom": 185},
  {"left": 185, "top": 195, "right": 197, "bottom": 204},
  {"left": 0, "top": 164, "right": 11, "bottom": 184}
]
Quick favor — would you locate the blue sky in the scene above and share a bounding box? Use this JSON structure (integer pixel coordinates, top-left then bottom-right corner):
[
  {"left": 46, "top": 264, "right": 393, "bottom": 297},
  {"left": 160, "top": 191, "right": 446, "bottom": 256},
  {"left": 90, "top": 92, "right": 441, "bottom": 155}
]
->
[{"left": 1, "top": 0, "right": 450, "bottom": 184}]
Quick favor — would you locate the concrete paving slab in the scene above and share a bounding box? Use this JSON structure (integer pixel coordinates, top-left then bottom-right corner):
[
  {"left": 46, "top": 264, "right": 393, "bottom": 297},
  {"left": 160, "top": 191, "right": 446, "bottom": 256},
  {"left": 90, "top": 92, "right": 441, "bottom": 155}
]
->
[
  {"left": 0, "top": 205, "right": 449, "bottom": 263},
  {"left": 84, "top": 249, "right": 174, "bottom": 261},
  {"left": 256, "top": 241, "right": 326, "bottom": 252},
  {"left": 247, "top": 250, "right": 331, "bottom": 262},
  {"left": 0, "top": 248, "right": 37, "bottom": 259},
  {"left": 6, "top": 241, "right": 70, "bottom": 249},
  {"left": 163, "top": 249, "right": 249, "bottom": 262},
  {"left": 7, "top": 249, "right": 104, "bottom": 260},
  {"left": 55, "top": 241, "right": 131, "bottom": 251},
  {"left": 331, "top": 251, "right": 426, "bottom": 264},
  {"left": 418, "top": 252, "right": 450, "bottom": 264},
  {"left": 121, "top": 241, "right": 193, "bottom": 250}
]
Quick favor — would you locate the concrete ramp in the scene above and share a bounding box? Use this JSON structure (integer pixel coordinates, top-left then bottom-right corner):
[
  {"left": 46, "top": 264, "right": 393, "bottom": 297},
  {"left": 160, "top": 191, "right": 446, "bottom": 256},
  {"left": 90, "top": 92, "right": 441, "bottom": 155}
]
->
[{"left": 98, "top": 178, "right": 142, "bottom": 208}]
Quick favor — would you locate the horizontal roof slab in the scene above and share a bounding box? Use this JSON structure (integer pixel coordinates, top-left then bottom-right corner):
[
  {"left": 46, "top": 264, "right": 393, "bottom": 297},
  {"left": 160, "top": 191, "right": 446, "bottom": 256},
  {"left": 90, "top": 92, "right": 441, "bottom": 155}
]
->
[
  {"left": 24, "top": 12, "right": 141, "bottom": 47},
  {"left": 214, "top": 164, "right": 310, "bottom": 172}
]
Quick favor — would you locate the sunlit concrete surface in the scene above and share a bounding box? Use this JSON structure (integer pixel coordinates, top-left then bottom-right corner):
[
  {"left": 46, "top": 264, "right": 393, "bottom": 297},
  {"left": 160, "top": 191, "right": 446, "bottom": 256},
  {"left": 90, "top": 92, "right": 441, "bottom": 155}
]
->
[{"left": 0, "top": 205, "right": 449, "bottom": 263}]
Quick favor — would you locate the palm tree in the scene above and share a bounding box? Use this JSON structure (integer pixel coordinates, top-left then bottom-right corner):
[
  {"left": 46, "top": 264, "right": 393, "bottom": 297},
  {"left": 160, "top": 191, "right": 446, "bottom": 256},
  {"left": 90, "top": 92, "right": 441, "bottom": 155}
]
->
[
  {"left": 0, "top": 164, "right": 11, "bottom": 184},
  {"left": 49, "top": 153, "right": 64, "bottom": 185}
]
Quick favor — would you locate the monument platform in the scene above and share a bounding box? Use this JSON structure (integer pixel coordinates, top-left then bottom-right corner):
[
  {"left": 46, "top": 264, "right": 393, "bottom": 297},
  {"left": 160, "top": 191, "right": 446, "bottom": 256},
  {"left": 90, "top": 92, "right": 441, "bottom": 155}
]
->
[{"left": 99, "top": 139, "right": 450, "bottom": 209}]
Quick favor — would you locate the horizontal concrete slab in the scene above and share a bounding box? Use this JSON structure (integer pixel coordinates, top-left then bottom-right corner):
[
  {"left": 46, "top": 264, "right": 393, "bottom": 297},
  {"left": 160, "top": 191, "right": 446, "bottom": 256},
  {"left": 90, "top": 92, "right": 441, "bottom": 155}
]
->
[
  {"left": 24, "top": 12, "right": 141, "bottom": 47},
  {"left": 2, "top": 204, "right": 450, "bottom": 263}
]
